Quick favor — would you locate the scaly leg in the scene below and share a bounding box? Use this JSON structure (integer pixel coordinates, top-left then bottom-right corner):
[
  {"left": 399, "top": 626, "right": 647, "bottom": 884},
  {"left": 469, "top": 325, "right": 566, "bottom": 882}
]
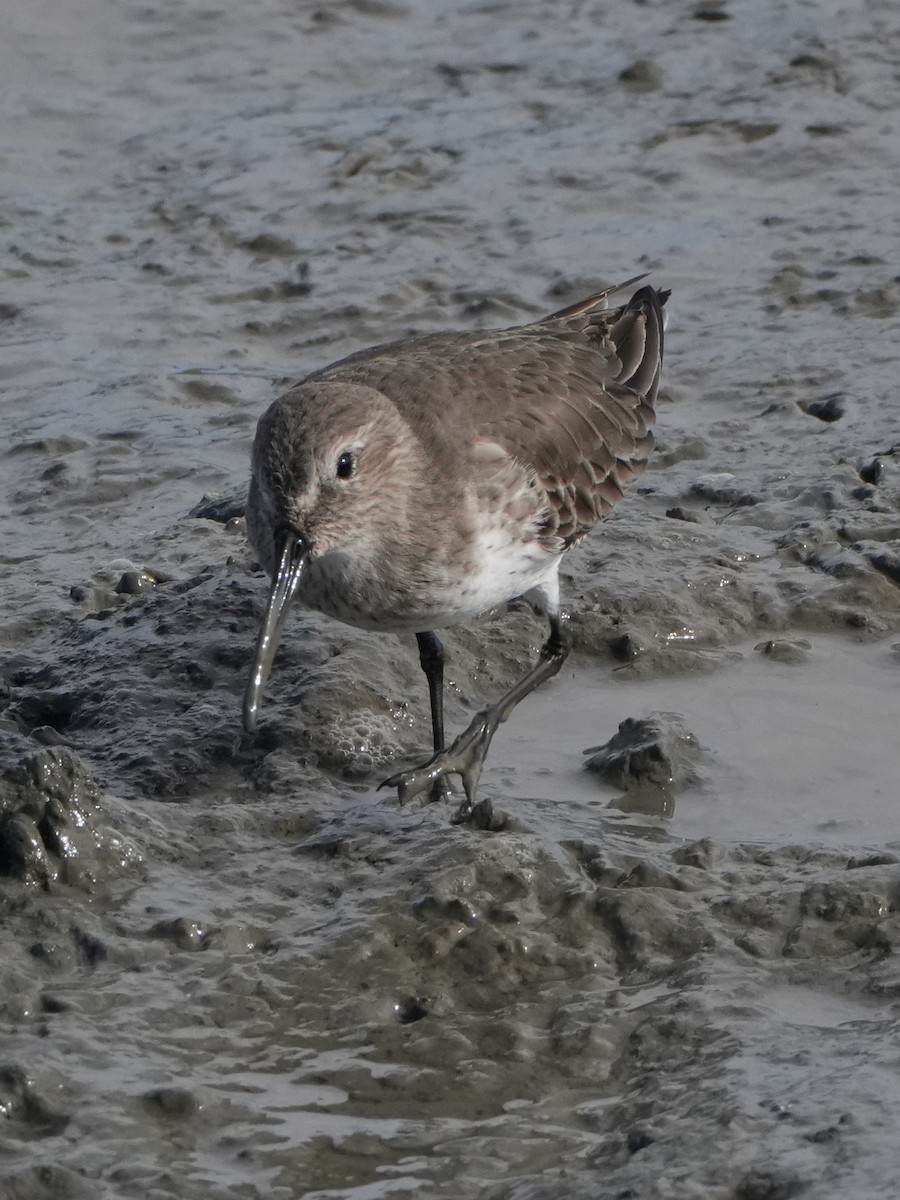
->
[
  {"left": 416, "top": 631, "right": 445, "bottom": 755},
  {"left": 415, "top": 631, "right": 453, "bottom": 803},
  {"left": 383, "top": 616, "right": 571, "bottom": 820}
]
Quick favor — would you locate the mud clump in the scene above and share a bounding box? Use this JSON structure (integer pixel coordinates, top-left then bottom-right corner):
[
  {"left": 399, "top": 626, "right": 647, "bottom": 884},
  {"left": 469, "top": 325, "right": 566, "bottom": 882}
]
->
[
  {"left": 0, "top": 1064, "right": 69, "bottom": 1136},
  {"left": 754, "top": 637, "right": 812, "bottom": 663},
  {"left": 0, "top": 743, "right": 143, "bottom": 889},
  {"left": 583, "top": 712, "right": 702, "bottom": 814}
]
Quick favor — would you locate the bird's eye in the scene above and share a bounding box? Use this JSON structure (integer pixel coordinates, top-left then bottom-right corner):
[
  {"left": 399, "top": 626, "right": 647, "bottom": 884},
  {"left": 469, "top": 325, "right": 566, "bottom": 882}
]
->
[{"left": 336, "top": 451, "right": 355, "bottom": 480}]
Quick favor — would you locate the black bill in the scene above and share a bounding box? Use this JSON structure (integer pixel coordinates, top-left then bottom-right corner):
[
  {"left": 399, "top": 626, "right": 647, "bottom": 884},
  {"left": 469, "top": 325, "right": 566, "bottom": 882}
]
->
[{"left": 242, "top": 529, "right": 308, "bottom": 733}]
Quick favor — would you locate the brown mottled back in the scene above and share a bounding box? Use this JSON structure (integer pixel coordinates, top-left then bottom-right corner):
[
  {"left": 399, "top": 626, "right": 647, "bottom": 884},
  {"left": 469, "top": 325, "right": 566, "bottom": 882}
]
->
[{"left": 309, "top": 284, "right": 666, "bottom": 548}]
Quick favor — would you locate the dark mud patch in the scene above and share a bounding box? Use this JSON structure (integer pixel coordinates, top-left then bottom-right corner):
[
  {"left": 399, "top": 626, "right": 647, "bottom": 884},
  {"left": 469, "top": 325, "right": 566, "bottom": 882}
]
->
[{"left": 0, "top": 740, "right": 143, "bottom": 889}]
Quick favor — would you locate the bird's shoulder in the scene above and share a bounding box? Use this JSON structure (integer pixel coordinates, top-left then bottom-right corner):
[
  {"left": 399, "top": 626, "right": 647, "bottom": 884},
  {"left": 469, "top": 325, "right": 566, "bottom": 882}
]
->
[
  {"left": 305, "top": 323, "right": 626, "bottom": 442},
  {"left": 306, "top": 289, "right": 663, "bottom": 547}
]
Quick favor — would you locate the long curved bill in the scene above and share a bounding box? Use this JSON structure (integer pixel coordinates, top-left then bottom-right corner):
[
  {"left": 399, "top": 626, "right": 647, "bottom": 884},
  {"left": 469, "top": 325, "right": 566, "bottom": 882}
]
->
[{"left": 242, "top": 530, "right": 308, "bottom": 733}]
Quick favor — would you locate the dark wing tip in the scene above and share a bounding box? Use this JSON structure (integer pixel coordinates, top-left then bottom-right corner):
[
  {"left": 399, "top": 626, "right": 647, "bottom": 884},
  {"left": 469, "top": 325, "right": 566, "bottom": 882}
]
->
[
  {"left": 610, "top": 284, "right": 667, "bottom": 402},
  {"left": 544, "top": 272, "right": 652, "bottom": 322},
  {"left": 544, "top": 274, "right": 672, "bottom": 325}
]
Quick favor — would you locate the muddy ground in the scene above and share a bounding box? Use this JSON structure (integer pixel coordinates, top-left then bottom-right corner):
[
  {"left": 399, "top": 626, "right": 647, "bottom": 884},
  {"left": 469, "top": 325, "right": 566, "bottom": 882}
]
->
[{"left": 2, "top": 0, "right": 900, "bottom": 1197}]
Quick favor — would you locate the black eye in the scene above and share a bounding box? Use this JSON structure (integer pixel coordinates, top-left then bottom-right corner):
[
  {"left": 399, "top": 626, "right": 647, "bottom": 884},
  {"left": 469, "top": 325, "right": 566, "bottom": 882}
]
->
[{"left": 336, "top": 451, "right": 355, "bottom": 480}]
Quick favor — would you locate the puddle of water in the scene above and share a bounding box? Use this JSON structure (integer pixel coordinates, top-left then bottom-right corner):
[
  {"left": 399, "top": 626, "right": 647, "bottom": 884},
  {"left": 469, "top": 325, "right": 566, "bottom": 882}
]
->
[
  {"left": 758, "top": 985, "right": 885, "bottom": 1030},
  {"left": 485, "top": 635, "right": 900, "bottom": 848}
]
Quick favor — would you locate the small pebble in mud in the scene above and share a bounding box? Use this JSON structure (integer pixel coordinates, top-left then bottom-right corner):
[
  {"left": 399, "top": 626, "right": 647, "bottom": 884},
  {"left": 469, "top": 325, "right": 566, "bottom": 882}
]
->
[
  {"left": 39, "top": 993, "right": 71, "bottom": 1014},
  {"left": 71, "top": 559, "right": 168, "bottom": 609},
  {"left": 395, "top": 996, "right": 429, "bottom": 1024},
  {"left": 863, "top": 547, "right": 900, "bottom": 586},
  {"left": 242, "top": 232, "right": 302, "bottom": 258},
  {"left": 754, "top": 638, "right": 812, "bottom": 664},
  {"left": 69, "top": 583, "right": 120, "bottom": 608},
  {"left": 146, "top": 917, "right": 209, "bottom": 950},
  {"left": 608, "top": 631, "right": 646, "bottom": 662},
  {"left": 859, "top": 458, "right": 883, "bottom": 485},
  {"left": 190, "top": 490, "right": 246, "bottom": 523},
  {"left": 618, "top": 59, "right": 663, "bottom": 92},
  {"left": 626, "top": 1128, "right": 655, "bottom": 1154},
  {"left": 0, "top": 1064, "right": 69, "bottom": 1134},
  {"left": 690, "top": 472, "right": 759, "bottom": 507},
  {"left": 115, "top": 570, "right": 158, "bottom": 595},
  {"left": 799, "top": 393, "right": 845, "bottom": 423},
  {"left": 846, "top": 852, "right": 899, "bottom": 869},
  {"left": 803, "top": 542, "right": 863, "bottom": 579},
  {"left": 141, "top": 1086, "right": 200, "bottom": 1119},
  {"left": 451, "top": 797, "right": 509, "bottom": 831},
  {"left": 665, "top": 505, "right": 700, "bottom": 522},
  {"left": 30, "top": 725, "right": 75, "bottom": 748}
]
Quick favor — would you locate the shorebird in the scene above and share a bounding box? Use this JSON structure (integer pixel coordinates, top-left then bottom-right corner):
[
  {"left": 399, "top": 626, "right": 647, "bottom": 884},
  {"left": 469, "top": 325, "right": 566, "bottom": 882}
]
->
[{"left": 243, "top": 277, "right": 667, "bottom": 821}]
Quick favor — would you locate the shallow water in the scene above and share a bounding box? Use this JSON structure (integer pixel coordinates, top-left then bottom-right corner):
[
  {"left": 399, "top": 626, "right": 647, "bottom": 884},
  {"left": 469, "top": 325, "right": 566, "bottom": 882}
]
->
[
  {"left": 493, "top": 634, "right": 900, "bottom": 846},
  {"left": 3, "top": 0, "right": 900, "bottom": 1197}
]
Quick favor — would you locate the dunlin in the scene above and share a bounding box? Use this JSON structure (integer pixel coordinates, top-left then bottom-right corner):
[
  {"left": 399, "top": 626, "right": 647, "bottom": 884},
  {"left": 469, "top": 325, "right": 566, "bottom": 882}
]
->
[{"left": 243, "top": 277, "right": 667, "bottom": 820}]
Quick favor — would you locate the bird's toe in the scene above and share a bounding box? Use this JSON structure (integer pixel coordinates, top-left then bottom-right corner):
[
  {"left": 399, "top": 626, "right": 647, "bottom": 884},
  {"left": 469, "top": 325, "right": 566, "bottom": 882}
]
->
[{"left": 382, "top": 704, "right": 502, "bottom": 812}]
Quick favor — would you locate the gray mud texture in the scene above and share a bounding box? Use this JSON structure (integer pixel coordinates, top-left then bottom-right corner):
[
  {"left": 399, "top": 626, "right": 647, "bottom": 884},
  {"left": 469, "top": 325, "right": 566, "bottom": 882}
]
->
[{"left": 2, "top": 0, "right": 900, "bottom": 1197}]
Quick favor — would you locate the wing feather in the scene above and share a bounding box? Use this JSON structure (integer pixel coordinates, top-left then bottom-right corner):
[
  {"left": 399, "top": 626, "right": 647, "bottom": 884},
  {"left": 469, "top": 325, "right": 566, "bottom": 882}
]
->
[{"left": 309, "top": 283, "right": 668, "bottom": 550}]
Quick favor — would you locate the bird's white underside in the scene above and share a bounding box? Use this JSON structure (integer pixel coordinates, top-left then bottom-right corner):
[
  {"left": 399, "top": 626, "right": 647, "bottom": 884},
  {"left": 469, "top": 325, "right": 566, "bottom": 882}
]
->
[{"left": 298, "top": 527, "right": 562, "bottom": 633}]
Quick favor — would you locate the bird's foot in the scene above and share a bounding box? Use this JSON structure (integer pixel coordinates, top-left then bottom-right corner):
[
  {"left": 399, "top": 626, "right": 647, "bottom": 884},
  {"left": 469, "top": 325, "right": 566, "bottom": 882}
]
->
[
  {"left": 430, "top": 776, "right": 455, "bottom": 805},
  {"left": 381, "top": 704, "right": 502, "bottom": 815}
]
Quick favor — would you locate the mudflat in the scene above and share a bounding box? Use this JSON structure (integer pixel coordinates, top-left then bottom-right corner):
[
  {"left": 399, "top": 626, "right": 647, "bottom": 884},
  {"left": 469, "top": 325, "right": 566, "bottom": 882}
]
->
[{"left": 2, "top": 1, "right": 899, "bottom": 1197}]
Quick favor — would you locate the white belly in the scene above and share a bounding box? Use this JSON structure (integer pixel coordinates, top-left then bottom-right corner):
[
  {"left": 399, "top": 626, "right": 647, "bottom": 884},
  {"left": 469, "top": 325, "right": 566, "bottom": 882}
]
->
[{"left": 298, "top": 534, "right": 561, "bottom": 633}]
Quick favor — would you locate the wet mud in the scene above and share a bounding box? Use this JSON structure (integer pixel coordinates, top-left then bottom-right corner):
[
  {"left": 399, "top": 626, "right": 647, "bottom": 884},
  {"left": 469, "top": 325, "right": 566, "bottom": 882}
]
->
[{"left": 2, "top": 0, "right": 900, "bottom": 1197}]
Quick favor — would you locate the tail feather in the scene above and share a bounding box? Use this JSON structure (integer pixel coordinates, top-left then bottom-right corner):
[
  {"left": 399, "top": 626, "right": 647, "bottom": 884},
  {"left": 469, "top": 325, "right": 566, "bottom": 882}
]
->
[{"left": 611, "top": 284, "right": 666, "bottom": 402}]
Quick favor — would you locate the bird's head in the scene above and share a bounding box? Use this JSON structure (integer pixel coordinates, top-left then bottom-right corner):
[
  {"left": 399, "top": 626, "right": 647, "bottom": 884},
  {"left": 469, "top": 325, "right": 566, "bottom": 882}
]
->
[{"left": 241, "top": 381, "right": 417, "bottom": 733}]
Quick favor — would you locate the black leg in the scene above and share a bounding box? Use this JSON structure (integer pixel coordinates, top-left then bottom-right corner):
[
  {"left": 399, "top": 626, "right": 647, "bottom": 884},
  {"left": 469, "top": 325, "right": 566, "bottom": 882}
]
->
[
  {"left": 416, "top": 631, "right": 445, "bottom": 755},
  {"left": 415, "top": 631, "right": 454, "bottom": 803},
  {"left": 384, "top": 615, "right": 572, "bottom": 817}
]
